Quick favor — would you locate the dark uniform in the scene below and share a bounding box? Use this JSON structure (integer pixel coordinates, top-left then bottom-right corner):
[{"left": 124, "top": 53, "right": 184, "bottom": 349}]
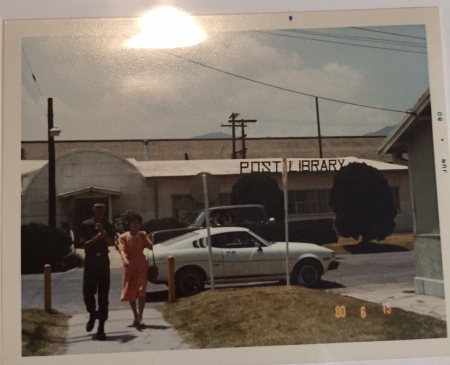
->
[{"left": 80, "top": 218, "right": 115, "bottom": 323}]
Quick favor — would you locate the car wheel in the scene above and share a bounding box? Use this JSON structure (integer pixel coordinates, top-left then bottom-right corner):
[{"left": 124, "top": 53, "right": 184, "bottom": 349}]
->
[
  {"left": 175, "top": 267, "right": 206, "bottom": 297},
  {"left": 290, "top": 260, "right": 322, "bottom": 288}
]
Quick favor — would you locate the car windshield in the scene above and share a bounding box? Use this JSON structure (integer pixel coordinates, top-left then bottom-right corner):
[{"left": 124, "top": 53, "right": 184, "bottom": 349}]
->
[
  {"left": 160, "top": 231, "right": 199, "bottom": 246},
  {"left": 190, "top": 212, "right": 205, "bottom": 228}
]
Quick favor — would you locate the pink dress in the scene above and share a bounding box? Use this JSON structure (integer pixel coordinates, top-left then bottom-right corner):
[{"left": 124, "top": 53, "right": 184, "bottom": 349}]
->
[{"left": 118, "top": 231, "right": 152, "bottom": 301}]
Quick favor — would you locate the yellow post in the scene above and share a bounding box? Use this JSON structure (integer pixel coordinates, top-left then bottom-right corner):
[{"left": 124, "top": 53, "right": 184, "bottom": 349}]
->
[
  {"left": 44, "top": 264, "right": 52, "bottom": 312},
  {"left": 167, "top": 256, "right": 176, "bottom": 303}
]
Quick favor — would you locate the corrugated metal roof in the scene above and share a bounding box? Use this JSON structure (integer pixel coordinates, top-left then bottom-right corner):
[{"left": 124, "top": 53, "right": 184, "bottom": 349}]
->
[
  {"left": 21, "top": 156, "right": 406, "bottom": 180},
  {"left": 128, "top": 157, "right": 406, "bottom": 178}
]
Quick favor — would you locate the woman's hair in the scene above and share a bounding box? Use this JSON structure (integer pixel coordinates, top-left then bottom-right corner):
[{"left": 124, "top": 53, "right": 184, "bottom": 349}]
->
[{"left": 127, "top": 213, "right": 143, "bottom": 224}]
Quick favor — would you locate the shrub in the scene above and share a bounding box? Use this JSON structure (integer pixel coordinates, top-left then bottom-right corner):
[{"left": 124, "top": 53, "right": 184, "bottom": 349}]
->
[
  {"left": 61, "top": 251, "right": 84, "bottom": 271},
  {"left": 21, "top": 222, "right": 73, "bottom": 274},
  {"left": 329, "top": 162, "right": 397, "bottom": 242},
  {"left": 231, "top": 173, "right": 284, "bottom": 221}
]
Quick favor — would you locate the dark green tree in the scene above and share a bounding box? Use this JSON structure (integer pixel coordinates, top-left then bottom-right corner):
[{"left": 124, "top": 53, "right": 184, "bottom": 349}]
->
[
  {"left": 231, "top": 173, "right": 284, "bottom": 220},
  {"left": 329, "top": 162, "right": 397, "bottom": 242},
  {"left": 21, "top": 222, "right": 73, "bottom": 274}
]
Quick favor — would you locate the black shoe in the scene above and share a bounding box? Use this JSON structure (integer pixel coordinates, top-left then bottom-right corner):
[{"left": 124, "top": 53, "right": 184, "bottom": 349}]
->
[
  {"left": 86, "top": 316, "right": 96, "bottom": 332},
  {"left": 97, "top": 320, "right": 107, "bottom": 341},
  {"left": 96, "top": 330, "right": 107, "bottom": 341}
]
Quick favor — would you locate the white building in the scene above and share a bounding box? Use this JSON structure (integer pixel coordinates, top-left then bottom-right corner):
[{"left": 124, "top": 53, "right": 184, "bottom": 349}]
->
[{"left": 21, "top": 147, "right": 411, "bottom": 245}]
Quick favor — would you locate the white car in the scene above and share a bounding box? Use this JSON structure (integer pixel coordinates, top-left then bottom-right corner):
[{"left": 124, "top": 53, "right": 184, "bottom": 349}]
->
[{"left": 147, "top": 227, "right": 339, "bottom": 297}]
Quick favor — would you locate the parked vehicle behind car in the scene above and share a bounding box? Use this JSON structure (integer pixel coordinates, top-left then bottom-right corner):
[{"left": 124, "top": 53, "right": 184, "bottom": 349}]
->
[
  {"left": 147, "top": 226, "right": 339, "bottom": 297},
  {"left": 151, "top": 204, "right": 338, "bottom": 246}
]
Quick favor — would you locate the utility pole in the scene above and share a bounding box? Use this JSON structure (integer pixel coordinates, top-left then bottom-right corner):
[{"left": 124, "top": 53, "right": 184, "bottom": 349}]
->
[
  {"left": 240, "top": 122, "right": 247, "bottom": 159},
  {"left": 221, "top": 113, "right": 256, "bottom": 159},
  {"left": 227, "top": 113, "right": 239, "bottom": 158},
  {"left": 315, "top": 97, "right": 323, "bottom": 158},
  {"left": 48, "top": 98, "right": 56, "bottom": 227}
]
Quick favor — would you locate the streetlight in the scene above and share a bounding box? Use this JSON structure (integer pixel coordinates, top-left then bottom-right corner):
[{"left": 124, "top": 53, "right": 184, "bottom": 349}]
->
[{"left": 48, "top": 97, "right": 61, "bottom": 227}]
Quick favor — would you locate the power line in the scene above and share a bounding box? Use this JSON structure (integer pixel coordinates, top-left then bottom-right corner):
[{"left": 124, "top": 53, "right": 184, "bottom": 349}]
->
[
  {"left": 22, "top": 47, "right": 45, "bottom": 99},
  {"left": 350, "top": 27, "right": 427, "bottom": 40},
  {"left": 257, "top": 30, "right": 427, "bottom": 55},
  {"left": 283, "top": 29, "right": 426, "bottom": 48},
  {"left": 165, "top": 50, "right": 415, "bottom": 115},
  {"left": 22, "top": 71, "right": 40, "bottom": 102},
  {"left": 22, "top": 46, "right": 48, "bottom": 120}
]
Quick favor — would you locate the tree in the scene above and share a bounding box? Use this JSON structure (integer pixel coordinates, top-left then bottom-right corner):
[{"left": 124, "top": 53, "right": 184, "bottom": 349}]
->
[
  {"left": 329, "top": 162, "right": 397, "bottom": 242},
  {"left": 231, "top": 173, "right": 284, "bottom": 220},
  {"left": 21, "top": 222, "right": 73, "bottom": 274}
]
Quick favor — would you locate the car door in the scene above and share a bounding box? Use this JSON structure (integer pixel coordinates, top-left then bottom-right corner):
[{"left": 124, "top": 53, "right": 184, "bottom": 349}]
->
[
  {"left": 216, "top": 232, "right": 282, "bottom": 278},
  {"left": 192, "top": 237, "right": 224, "bottom": 279}
]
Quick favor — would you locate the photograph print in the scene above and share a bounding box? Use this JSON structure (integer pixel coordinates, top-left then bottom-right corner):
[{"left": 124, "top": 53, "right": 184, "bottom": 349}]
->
[{"left": 3, "top": 6, "right": 450, "bottom": 365}]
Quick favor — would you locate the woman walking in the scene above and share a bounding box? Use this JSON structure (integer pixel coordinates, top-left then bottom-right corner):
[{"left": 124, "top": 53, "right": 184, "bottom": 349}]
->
[{"left": 118, "top": 213, "right": 153, "bottom": 328}]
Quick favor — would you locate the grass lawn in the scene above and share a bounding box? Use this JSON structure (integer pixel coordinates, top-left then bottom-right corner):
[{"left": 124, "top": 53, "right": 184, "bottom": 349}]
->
[
  {"left": 159, "top": 285, "right": 446, "bottom": 349},
  {"left": 324, "top": 233, "right": 414, "bottom": 255},
  {"left": 22, "top": 308, "right": 70, "bottom": 356}
]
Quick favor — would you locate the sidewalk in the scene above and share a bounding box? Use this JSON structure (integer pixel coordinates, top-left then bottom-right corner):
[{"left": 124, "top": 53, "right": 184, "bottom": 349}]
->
[
  {"left": 329, "top": 283, "right": 446, "bottom": 321},
  {"left": 66, "top": 249, "right": 192, "bottom": 354},
  {"left": 64, "top": 308, "right": 192, "bottom": 354}
]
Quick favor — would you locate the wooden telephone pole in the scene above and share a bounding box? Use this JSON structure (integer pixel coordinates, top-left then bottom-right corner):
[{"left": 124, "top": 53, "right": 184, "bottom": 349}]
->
[{"left": 221, "top": 113, "right": 257, "bottom": 159}]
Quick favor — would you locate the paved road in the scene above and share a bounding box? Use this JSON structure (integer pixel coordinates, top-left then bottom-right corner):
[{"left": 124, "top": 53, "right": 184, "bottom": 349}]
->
[
  {"left": 21, "top": 250, "right": 417, "bottom": 314},
  {"left": 320, "top": 250, "right": 415, "bottom": 289},
  {"left": 21, "top": 248, "right": 168, "bottom": 314}
]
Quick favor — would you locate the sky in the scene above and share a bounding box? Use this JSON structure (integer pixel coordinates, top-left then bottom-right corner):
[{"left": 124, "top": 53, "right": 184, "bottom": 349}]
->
[{"left": 20, "top": 18, "right": 429, "bottom": 141}]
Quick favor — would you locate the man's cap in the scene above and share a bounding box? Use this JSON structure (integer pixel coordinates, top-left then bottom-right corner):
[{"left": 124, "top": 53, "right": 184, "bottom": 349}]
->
[{"left": 93, "top": 202, "right": 106, "bottom": 208}]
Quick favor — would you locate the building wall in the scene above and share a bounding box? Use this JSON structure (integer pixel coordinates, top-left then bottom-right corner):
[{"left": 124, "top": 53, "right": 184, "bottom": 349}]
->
[
  {"left": 21, "top": 149, "right": 153, "bottom": 225},
  {"left": 21, "top": 149, "right": 412, "bottom": 243},
  {"left": 148, "top": 169, "right": 411, "bottom": 232},
  {"left": 408, "top": 122, "right": 443, "bottom": 297},
  {"left": 22, "top": 136, "right": 391, "bottom": 162}
]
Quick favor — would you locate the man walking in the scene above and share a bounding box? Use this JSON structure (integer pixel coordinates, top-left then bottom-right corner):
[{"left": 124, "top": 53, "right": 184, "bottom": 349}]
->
[{"left": 80, "top": 201, "right": 115, "bottom": 340}]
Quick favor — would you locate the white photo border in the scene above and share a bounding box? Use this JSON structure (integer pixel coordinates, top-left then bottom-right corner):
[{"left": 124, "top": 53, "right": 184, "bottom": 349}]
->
[{"left": 2, "top": 6, "right": 450, "bottom": 365}]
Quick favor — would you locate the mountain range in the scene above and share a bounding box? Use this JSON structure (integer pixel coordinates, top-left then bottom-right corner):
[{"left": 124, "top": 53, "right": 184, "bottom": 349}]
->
[{"left": 191, "top": 125, "right": 394, "bottom": 139}]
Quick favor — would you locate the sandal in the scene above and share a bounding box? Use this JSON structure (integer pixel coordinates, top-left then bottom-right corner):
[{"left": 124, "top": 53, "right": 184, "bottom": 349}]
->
[{"left": 133, "top": 320, "right": 139, "bottom": 326}]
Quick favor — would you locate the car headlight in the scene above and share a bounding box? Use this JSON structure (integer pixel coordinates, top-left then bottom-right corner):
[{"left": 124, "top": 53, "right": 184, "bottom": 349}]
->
[{"left": 331, "top": 251, "right": 336, "bottom": 259}]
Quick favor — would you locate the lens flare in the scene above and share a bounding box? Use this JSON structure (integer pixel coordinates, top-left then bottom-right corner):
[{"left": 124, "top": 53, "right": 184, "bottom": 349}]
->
[{"left": 125, "top": 6, "right": 206, "bottom": 49}]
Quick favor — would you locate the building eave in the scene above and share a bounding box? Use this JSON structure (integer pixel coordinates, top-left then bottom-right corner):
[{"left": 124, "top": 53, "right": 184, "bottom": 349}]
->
[
  {"left": 58, "top": 186, "right": 123, "bottom": 198},
  {"left": 378, "top": 89, "right": 430, "bottom": 156}
]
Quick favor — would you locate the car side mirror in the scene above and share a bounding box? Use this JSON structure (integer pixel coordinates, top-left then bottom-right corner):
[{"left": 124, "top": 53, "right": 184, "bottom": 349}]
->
[{"left": 256, "top": 242, "right": 263, "bottom": 251}]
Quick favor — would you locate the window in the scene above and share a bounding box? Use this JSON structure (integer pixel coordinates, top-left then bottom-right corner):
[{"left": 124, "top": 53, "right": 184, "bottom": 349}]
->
[
  {"left": 288, "top": 189, "right": 333, "bottom": 215},
  {"left": 287, "top": 187, "right": 401, "bottom": 215},
  {"left": 173, "top": 195, "right": 203, "bottom": 224},
  {"left": 211, "top": 232, "right": 257, "bottom": 249}
]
